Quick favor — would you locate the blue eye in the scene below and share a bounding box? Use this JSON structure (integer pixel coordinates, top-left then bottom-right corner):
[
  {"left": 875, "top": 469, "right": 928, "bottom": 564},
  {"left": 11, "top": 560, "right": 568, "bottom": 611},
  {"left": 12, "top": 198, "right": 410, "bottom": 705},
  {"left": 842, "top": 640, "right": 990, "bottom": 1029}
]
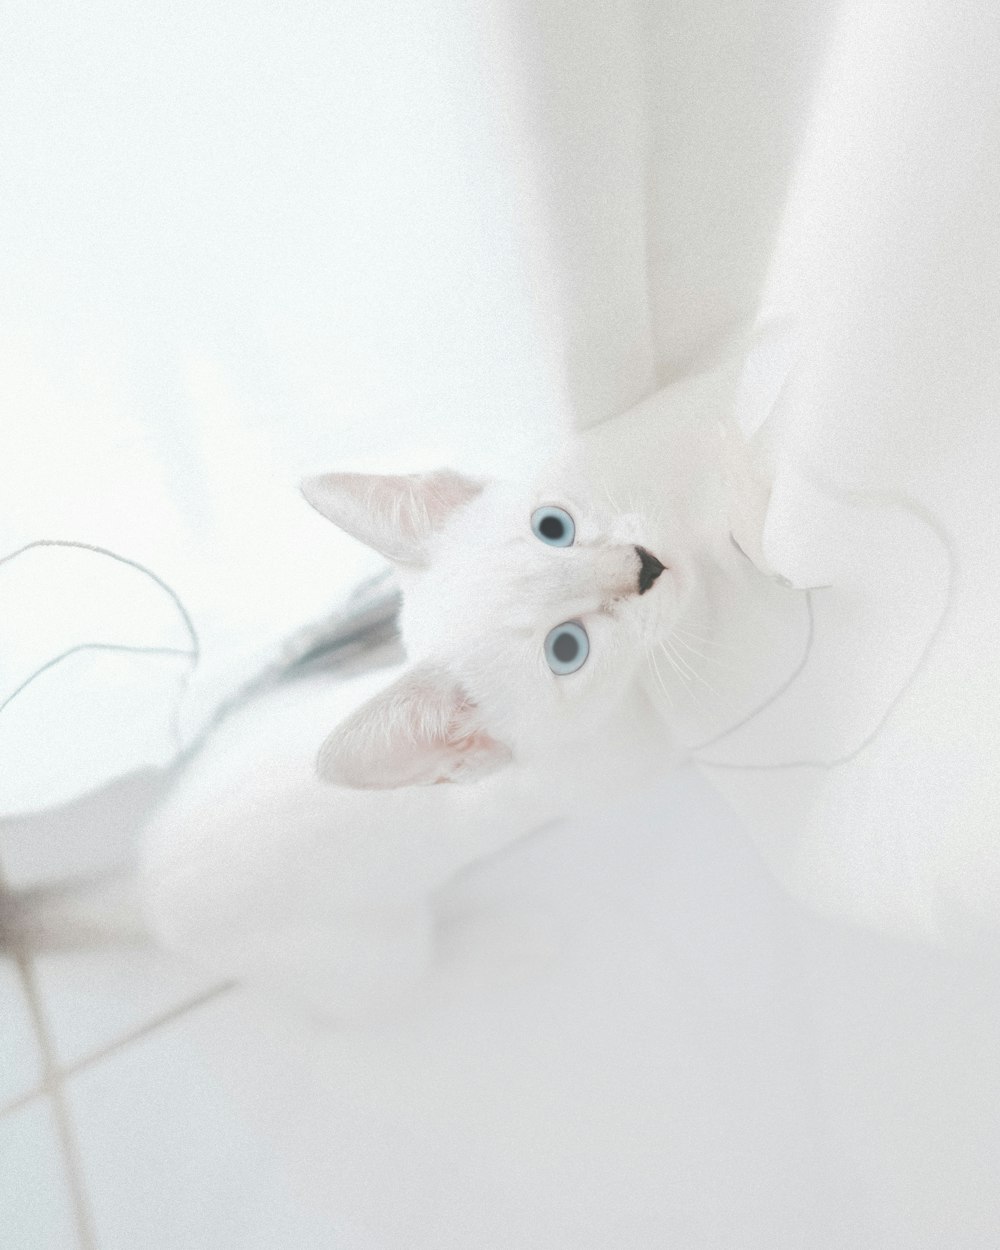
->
[
  {"left": 544, "top": 621, "right": 589, "bottom": 675},
  {"left": 531, "top": 506, "right": 575, "bottom": 547}
]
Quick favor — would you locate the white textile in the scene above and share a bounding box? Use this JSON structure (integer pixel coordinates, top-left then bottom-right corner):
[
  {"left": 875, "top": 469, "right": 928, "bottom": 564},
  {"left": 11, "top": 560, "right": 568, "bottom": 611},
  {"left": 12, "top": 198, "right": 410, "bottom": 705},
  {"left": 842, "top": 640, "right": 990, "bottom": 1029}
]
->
[{"left": 2, "top": 0, "right": 998, "bottom": 943}]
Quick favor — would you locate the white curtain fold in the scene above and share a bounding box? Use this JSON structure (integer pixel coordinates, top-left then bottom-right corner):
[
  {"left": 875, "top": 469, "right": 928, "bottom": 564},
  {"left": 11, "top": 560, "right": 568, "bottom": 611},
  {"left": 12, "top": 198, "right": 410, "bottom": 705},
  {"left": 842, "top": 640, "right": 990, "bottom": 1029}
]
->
[{"left": 2, "top": 0, "right": 998, "bottom": 942}]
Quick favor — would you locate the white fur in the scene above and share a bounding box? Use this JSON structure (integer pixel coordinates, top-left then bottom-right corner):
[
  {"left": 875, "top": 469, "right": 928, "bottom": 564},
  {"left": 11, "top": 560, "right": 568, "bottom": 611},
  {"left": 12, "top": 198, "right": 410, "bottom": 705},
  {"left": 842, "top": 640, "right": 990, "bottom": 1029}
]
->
[{"left": 140, "top": 354, "right": 776, "bottom": 1018}]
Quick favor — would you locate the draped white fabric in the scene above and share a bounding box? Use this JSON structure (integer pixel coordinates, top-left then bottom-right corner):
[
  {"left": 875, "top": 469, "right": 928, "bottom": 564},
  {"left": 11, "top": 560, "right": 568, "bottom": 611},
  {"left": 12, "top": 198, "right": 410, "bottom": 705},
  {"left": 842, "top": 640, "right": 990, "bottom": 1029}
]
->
[
  {"left": 2, "top": 0, "right": 998, "bottom": 938},
  {"left": 5, "top": 5, "right": 1000, "bottom": 1245}
]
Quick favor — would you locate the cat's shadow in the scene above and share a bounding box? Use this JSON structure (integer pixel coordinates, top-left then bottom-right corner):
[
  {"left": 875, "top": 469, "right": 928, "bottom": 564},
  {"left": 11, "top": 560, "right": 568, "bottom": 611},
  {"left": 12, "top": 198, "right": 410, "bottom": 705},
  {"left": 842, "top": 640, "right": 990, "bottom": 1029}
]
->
[{"left": 426, "top": 818, "right": 572, "bottom": 1002}]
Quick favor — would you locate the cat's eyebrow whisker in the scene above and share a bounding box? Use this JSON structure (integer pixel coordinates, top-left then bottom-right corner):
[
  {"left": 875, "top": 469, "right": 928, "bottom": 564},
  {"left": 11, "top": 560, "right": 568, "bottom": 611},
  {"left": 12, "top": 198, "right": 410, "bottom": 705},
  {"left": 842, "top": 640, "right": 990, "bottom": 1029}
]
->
[{"left": 600, "top": 477, "right": 623, "bottom": 514}]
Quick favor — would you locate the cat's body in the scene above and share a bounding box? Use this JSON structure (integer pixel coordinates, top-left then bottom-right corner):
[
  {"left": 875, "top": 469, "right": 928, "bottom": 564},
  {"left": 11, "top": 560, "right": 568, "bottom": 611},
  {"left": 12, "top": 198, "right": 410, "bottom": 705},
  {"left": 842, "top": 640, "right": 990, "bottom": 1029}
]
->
[
  {"left": 136, "top": 352, "right": 783, "bottom": 1016},
  {"left": 14, "top": 352, "right": 782, "bottom": 1017},
  {"left": 141, "top": 656, "right": 670, "bottom": 1016}
]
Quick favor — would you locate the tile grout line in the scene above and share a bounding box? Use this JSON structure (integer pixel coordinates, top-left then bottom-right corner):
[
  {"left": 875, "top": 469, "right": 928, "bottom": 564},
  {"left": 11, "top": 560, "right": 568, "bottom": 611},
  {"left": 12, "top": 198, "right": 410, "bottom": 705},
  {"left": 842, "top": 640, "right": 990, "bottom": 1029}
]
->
[
  {"left": 61, "top": 979, "right": 237, "bottom": 1079},
  {"left": 15, "top": 950, "right": 98, "bottom": 1250},
  {"left": 0, "top": 979, "right": 236, "bottom": 1123},
  {"left": 1, "top": 854, "right": 95, "bottom": 1246},
  {"left": 0, "top": 1083, "right": 46, "bottom": 1119},
  {"left": 2, "top": 844, "right": 235, "bottom": 1249}
]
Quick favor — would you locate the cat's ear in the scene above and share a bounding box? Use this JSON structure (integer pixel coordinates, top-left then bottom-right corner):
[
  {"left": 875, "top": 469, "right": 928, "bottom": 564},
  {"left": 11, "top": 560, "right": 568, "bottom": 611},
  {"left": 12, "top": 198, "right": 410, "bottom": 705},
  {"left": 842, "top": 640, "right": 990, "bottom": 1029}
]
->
[
  {"left": 317, "top": 663, "right": 511, "bottom": 789},
  {"left": 300, "top": 469, "right": 483, "bottom": 565}
]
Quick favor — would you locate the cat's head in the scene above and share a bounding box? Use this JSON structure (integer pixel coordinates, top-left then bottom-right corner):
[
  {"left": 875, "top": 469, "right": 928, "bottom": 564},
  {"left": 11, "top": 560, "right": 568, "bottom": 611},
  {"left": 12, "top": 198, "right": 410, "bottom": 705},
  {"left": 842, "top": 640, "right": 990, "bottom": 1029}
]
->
[{"left": 302, "top": 464, "right": 683, "bottom": 788}]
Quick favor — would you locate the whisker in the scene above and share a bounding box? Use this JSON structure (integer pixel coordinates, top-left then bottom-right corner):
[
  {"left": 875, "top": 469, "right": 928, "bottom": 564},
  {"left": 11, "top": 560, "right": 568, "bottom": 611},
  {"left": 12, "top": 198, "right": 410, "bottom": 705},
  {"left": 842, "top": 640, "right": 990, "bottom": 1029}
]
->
[
  {"left": 671, "top": 624, "right": 742, "bottom": 654},
  {"left": 672, "top": 628, "right": 736, "bottom": 652},
  {"left": 658, "top": 641, "right": 700, "bottom": 706},
  {"left": 661, "top": 638, "right": 695, "bottom": 679},
  {"left": 600, "top": 477, "right": 623, "bottom": 514},
  {"left": 649, "top": 651, "right": 674, "bottom": 709},
  {"left": 668, "top": 633, "right": 740, "bottom": 673},
  {"left": 663, "top": 639, "right": 720, "bottom": 699}
]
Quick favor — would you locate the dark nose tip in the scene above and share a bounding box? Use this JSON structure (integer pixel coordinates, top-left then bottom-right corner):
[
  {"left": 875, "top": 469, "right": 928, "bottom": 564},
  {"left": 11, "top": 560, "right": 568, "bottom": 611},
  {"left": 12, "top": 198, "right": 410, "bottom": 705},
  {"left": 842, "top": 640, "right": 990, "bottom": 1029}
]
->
[{"left": 635, "top": 546, "right": 666, "bottom": 594}]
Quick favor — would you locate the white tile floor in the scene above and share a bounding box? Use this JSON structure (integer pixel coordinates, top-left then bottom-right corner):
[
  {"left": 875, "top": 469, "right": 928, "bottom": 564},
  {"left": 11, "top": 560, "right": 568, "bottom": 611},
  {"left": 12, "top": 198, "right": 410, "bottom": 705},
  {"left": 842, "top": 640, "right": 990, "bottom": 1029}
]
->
[
  {"left": 0, "top": 956, "right": 41, "bottom": 1108},
  {"left": 1, "top": 762, "right": 795, "bottom": 1250},
  {"left": 0, "top": 1100, "right": 79, "bottom": 1250},
  {"left": 0, "top": 768, "right": 247, "bottom": 1250},
  {"left": 5, "top": 761, "right": 1000, "bottom": 1248},
  {"left": 8, "top": 820, "right": 316, "bottom": 1246},
  {"left": 0, "top": 944, "right": 343, "bottom": 1249}
]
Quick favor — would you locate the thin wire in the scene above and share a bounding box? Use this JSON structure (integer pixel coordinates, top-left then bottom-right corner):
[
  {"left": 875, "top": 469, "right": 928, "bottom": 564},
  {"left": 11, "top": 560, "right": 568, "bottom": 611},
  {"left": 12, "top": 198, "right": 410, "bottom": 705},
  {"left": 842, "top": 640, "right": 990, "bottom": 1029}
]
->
[
  {"left": 0, "top": 540, "right": 201, "bottom": 747},
  {"left": 693, "top": 493, "right": 956, "bottom": 773},
  {"left": 59, "top": 980, "right": 236, "bottom": 1078},
  {"left": 0, "top": 540, "right": 200, "bottom": 653},
  {"left": 0, "top": 643, "right": 192, "bottom": 718},
  {"left": 15, "top": 951, "right": 98, "bottom": 1249},
  {"left": 687, "top": 590, "right": 815, "bottom": 753}
]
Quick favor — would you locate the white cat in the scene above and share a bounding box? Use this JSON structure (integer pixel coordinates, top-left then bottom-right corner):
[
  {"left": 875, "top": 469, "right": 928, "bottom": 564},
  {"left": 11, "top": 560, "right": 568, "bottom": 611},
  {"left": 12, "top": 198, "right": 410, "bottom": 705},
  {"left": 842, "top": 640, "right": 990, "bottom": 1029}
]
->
[
  {"left": 135, "top": 355, "right": 785, "bottom": 1018},
  {"left": 3, "top": 353, "right": 783, "bottom": 1018}
]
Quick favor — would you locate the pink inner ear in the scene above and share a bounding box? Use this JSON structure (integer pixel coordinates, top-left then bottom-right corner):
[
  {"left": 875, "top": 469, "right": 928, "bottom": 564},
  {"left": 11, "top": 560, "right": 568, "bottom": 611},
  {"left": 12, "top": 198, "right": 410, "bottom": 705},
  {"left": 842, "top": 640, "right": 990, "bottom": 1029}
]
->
[
  {"left": 316, "top": 665, "right": 510, "bottom": 789},
  {"left": 301, "top": 469, "right": 483, "bottom": 565},
  {"left": 416, "top": 469, "right": 483, "bottom": 529}
]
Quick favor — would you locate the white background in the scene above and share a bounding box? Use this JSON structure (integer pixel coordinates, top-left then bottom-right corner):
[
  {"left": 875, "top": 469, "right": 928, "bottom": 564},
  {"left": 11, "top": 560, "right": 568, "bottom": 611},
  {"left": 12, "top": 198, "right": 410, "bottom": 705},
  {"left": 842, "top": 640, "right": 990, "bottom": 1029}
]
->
[{"left": 2, "top": 0, "right": 1000, "bottom": 1245}]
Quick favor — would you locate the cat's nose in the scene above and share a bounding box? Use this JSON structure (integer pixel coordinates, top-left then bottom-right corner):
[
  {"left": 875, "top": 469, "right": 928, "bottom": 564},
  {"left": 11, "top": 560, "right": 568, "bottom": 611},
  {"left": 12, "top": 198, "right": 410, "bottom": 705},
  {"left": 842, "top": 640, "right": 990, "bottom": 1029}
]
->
[{"left": 635, "top": 546, "right": 665, "bottom": 594}]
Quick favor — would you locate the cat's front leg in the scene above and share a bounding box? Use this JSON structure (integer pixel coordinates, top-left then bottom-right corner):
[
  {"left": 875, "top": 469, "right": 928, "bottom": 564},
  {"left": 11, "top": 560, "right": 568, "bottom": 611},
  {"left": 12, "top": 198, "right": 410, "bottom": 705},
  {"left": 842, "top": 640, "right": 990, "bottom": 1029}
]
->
[{"left": 139, "top": 742, "right": 555, "bottom": 1015}]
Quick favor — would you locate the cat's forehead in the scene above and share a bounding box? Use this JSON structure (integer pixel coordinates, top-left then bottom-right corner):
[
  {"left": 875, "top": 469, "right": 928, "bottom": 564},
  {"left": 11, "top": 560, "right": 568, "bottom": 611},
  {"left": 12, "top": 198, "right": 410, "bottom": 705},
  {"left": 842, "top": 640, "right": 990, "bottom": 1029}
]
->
[
  {"left": 529, "top": 454, "right": 600, "bottom": 503},
  {"left": 484, "top": 463, "right": 624, "bottom": 537},
  {"left": 428, "top": 507, "right": 587, "bottom": 608}
]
